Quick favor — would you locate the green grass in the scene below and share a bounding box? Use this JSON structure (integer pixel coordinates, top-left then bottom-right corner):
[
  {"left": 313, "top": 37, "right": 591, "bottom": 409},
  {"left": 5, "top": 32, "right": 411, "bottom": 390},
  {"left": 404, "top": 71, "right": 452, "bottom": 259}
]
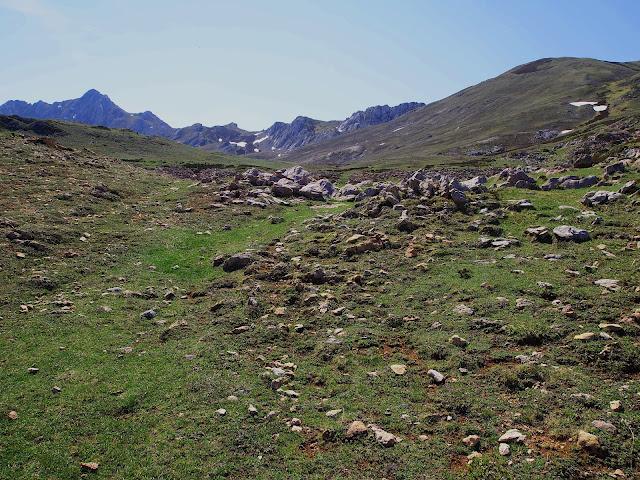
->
[{"left": 1, "top": 132, "right": 639, "bottom": 479}]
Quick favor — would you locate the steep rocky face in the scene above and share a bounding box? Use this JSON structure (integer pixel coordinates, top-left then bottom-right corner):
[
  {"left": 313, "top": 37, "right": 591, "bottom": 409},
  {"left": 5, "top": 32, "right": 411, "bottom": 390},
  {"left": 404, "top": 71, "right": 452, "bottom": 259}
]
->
[
  {"left": 0, "top": 90, "right": 176, "bottom": 137},
  {"left": 261, "top": 117, "right": 340, "bottom": 151},
  {"left": 337, "top": 102, "right": 425, "bottom": 133},
  {"left": 172, "top": 122, "right": 255, "bottom": 153},
  {"left": 0, "top": 90, "right": 425, "bottom": 156}
]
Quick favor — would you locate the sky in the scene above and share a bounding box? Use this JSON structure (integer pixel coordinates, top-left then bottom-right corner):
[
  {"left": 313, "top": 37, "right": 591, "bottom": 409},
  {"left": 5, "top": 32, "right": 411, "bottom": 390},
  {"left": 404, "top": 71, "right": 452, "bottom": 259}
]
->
[{"left": 0, "top": 0, "right": 638, "bottom": 131}]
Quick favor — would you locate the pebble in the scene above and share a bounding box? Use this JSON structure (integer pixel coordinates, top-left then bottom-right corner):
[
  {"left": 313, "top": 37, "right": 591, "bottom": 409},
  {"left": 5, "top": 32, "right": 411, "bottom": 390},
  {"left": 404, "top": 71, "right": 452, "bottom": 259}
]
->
[
  {"left": 498, "top": 428, "right": 526, "bottom": 443},
  {"left": 427, "top": 369, "right": 445, "bottom": 384},
  {"left": 449, "top": 335, "right": 469, "bottom": 348},
  {"left": 577, "top": 430, "right": 600, "bottom": 454},
  {"left": 610, "top": 400, "right": 622, "bottom": 412},
  {"left": 345, "top": 420, "right": 368, "bottom": 439},
  {"left": 499, "top": 443, "right": 510, "bottom": 456},
  {"left": 462, "top": 434, "right": 480, "bottom": 448},
  {"left": 390, "top": 364, "right": 407, "bottom": 375},
  {"left": 591, "top": 420, "right": 616, "bottom": 434}
]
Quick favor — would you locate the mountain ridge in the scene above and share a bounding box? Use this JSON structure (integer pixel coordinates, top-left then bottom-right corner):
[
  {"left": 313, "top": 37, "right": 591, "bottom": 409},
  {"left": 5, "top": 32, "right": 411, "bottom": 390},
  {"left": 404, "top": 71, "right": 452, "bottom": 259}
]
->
[{"left": 0, "top": 91, "right": 424, "bottom": 156}]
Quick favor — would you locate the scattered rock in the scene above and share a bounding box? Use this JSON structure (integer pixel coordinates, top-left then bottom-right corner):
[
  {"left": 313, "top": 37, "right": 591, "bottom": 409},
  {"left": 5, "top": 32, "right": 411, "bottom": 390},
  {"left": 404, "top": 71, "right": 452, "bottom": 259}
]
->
[
  {"left": 345, "top": 420, "right": 368, "bottom": 439},
  {"left": 389, "top": 364, "right": 407, "bottom": 375},
  {"left": 498, "top": 443, "right": 510, "bottom": 456},
  {"left": 577, "top": 430, "right": 601, "bottom": 455},
  {"left": 462, "top": 434, "right": 480, "bottom": 448},
  {"left": 222, "top": 253, "right": 255, "bottom": 272},
  {"left": 449, "top": 335, "right": 469, "bottom": 348},
  {"left": 140, "top": 309, "right": 157, "bottom": 320},
  {"left": 80, "top": 462, "right": 99, "bottom": 472},
  {"left": 591, "top": 420, "right": 616, "bottom": 434},
  {"left": 427, "top": 369, "right": 445, "bottom": 384},
  {"left": 368, "top": 424, "right": 400, "bottom": 447},
  {"left": 553, "top": 225, "right": 590, "bottom": 242},
  {"left": 498, "top": 429, "right": 526, "bottom": 443}
]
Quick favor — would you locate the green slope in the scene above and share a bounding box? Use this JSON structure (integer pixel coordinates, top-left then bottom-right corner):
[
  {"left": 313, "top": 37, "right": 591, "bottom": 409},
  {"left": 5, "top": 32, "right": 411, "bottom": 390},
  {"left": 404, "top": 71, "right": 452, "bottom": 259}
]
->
[
  {"left": 0, "top": 115, "right": 290, "bottom": 169},
  {"left": 279, "top": 57, "right": 640, "bottom": 167}
]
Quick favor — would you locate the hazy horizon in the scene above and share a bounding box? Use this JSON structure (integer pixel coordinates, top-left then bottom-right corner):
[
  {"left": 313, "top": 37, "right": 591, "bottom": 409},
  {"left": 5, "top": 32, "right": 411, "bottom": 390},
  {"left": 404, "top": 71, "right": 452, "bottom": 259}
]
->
[{"left": 1, "top": 0, "right": 639, "bottom": 130}]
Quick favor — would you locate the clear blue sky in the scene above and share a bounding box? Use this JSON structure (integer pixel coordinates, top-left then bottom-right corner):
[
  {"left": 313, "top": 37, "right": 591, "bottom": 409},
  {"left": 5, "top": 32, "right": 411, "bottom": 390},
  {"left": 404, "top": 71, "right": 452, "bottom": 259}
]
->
[{"left": 0, "top": 0, "right": 638, "bottom": 130}]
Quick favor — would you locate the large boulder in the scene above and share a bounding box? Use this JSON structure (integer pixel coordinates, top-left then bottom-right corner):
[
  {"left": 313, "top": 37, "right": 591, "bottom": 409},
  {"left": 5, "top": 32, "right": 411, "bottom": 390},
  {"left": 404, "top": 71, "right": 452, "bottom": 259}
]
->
[
  {"left": 222, "top": 253, "right": 255, "bottom": 272},
  {"left": 272, "top": 178, "right": 301, "bottom": 197},
  {"left": 499, "top": 169, "right": 538, "bottom": 189},
  {"left": 603, "top": 161, "right": 625, "bottom": 176},
  {"left": 581, "top": 190, "right": 624, "bottom": 207},
  {"left": 282, "top": 166, "right": 311, "bottom": 185},
  {"left": 300, "top": 179, "right": 335, "bottom": 200},
  {"left": 619, "top": 180, "right": 638, "bottom": 194},
  {"left": 541, "top": 175, "right": 599, "bottom": 190},
  {"left": 243, "top": 168, "right": 277, "bottom": 186},
  {"left": 450, "top": 189, "right": 468, "bottom": 210},
  {"left": 553, "top": 225, "right": 591, "bottom": 243},
  {"left": 335, "top": 183, "right": 361, "bottom": 201},
  {"left": 460, "top": 175, "right": 488, "bottom": 193}
]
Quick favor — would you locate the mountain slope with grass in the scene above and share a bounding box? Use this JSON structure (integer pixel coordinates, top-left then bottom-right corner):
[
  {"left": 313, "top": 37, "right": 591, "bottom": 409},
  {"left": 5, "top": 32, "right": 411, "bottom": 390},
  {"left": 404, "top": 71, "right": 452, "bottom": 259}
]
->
[
  {"left": 278, "top": 58, "right": 640, "bottom": 166},
  {"left": 1, "top": 110, "right": 639, "bottom": 478},
  {"left": 0, "top": 114, "right": 288, "bottom": 169}
]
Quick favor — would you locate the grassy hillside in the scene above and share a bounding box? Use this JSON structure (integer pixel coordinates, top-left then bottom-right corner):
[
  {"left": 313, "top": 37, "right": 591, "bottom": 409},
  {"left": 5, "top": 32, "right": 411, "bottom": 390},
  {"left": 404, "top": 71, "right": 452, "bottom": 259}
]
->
[
  {"left": 0, "top": 115, "right": 290, "bottom": 169},
  {"left": 1, "top": 117, "right": 639, "bottom": 479},
  {"left": 277, "top": 58, "right": 640, "bottom": 167}
]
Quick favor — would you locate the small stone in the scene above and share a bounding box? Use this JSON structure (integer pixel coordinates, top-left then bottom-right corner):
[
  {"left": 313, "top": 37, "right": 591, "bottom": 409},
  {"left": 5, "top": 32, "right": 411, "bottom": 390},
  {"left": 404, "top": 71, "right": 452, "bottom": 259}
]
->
[
  {"left": 499, "top": 443, "right": 510, "bottom": 456},
  {"left": 15, "top": 252, "right": 26, "bottom": 258},
  {"left": 610, "top": 400, "right": 623, "bottom": 412},
  {"left": 427, "top": 369, "right": 445, "bottom": 384},
  {"left": 326, "top": 409, "right": 342, "bottom": 418},
  {"left": 577, "top": 430, "right": 600, "bottom": 454},
  {"left": 591, "top": 420, "right": 616, "bottom": 434},
  {"left": 498, "top": 429, "right": 526, "bottom": 443},
  {"left": 449, "top": 335, "right": 469, "bottom": 348},
  {"left": 27, "top": 367, "right": 39, "bottom": 374},
  {"left": 553, "top": 225, "right": 590, "bottom": 242},
  {"left": 594, "top": 279, "right": 620, "bottom": 291},
  {"left": 462, "top": 434, "right": 480, "bottom": 448},
  {"left": 599, "top": 323, "right": 624, "bottom": 334},
  {"left": 454, "top": 304, "right": 474, "bottom": 316},
  {"left": 390, "top": 364, "right": 407, "bottom": 375},
  {"left": 7, "top": 410, "right": 17, "bottom": 420},
  {"left": 466, "top": 451, "right": 482, "bottom": 464},
  {"left": 232, "top": 325, "right": 250, "bottom": 334},
  {"left": 51, "top": 386, "right": 62, "bottom": 394},
  {"left": 80, "top": 462, "right": 99, "bottom": 472},
  {"left": 216, "top": 408, "right": 227, "bottom": 416},
  {"left": 345, "top": 420, "right": 368, "bottom": 439},
  {"left": 140, "top": 309, "right": 157, "bottom": 320},
  {"left": 574, "top": 332, "right": 596, "bottom": 341},
  {"left": 248, "top": 404, "right": 258, "bottom": 416},
  {"left": 368, "top": 424, "right": 400, "bottom": 447}
]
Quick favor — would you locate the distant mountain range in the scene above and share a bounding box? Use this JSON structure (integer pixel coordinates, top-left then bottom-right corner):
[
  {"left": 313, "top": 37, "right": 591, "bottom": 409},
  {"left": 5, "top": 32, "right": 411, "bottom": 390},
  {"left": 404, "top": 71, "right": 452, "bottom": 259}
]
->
[
  {"left": 0, "top": 90, "right": 425, "bottom": 156},
  {"left": 0, "top": 89, "right": 176, "bottom": 138}
]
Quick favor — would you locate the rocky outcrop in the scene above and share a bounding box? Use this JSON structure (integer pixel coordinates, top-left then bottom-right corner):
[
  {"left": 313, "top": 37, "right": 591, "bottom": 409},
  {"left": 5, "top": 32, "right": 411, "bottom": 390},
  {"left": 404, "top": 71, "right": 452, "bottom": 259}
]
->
[
  {"left": 541, "top": 175, "right": 599, "bottom": 190},
  {"left": 337, "top": 102, "right": 425, "bottom": 133}
]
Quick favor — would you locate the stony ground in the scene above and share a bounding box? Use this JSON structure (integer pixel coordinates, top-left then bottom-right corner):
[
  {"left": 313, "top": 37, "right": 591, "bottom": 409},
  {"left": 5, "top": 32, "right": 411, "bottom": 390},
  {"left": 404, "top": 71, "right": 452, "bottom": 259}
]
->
[{"left": 1, "top": 130, "right": 639, "bottom": 479}]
